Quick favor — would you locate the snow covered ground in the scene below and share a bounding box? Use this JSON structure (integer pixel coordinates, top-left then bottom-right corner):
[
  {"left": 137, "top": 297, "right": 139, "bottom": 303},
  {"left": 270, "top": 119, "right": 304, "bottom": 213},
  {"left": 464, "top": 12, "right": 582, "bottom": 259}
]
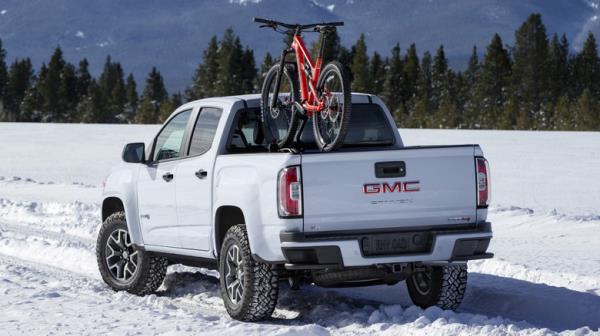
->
[{"left": 1, "top": 122, "right": 599, "bottom": 335}]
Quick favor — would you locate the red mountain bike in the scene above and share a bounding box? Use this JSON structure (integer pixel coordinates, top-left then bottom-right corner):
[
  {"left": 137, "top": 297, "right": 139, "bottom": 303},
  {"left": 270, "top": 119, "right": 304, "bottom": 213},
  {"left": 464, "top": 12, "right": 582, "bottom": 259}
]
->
[{"left": 254, "top": 17, "right": 351, "bottom": 152}]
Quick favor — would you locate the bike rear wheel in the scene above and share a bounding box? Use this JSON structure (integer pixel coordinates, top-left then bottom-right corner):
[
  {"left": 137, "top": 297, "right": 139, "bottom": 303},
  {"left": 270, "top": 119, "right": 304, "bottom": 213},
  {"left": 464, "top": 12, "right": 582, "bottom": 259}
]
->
[
  {"left": 313, "top": 61, "right": 351, "bottom": 152},
  {"left": 260, "top": 63, "right": 300, "bottom": 149}
]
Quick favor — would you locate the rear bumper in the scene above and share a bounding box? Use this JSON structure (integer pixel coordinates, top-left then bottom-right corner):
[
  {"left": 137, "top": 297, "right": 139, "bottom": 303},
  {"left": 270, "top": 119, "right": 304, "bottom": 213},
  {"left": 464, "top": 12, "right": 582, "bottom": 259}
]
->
[{"left": 280, "top": 222, "right": 493, "bottom": 269}]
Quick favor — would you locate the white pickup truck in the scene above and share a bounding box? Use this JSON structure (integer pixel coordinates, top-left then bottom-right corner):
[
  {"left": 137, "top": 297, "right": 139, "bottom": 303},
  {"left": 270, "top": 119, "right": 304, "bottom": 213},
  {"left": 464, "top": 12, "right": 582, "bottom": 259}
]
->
[{"left": 96, "top": 93, "right": 493, "bottom": 321}]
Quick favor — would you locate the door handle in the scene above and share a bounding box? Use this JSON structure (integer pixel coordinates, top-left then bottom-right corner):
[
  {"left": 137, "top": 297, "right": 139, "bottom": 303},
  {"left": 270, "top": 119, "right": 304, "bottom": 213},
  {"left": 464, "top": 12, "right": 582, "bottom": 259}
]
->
[
  {"left": 162, "top": 172, "right": 174, "bottom": 182},
  {"left": 195, "top": 169, "right": 208, "bottom": 179}
]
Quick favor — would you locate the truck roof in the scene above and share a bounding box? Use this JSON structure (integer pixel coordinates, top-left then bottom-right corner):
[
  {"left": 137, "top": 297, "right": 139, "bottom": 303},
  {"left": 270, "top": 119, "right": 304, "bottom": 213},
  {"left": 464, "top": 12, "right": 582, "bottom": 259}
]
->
[{"left": 181, "top": 93, "right": 377, "bottom": 110}]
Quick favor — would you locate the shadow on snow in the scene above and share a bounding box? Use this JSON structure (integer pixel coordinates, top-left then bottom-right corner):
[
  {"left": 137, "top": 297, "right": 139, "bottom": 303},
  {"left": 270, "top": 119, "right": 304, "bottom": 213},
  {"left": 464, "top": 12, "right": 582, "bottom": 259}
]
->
[{"left": 157, "top": 270, "right": 600, "bottom": 332}]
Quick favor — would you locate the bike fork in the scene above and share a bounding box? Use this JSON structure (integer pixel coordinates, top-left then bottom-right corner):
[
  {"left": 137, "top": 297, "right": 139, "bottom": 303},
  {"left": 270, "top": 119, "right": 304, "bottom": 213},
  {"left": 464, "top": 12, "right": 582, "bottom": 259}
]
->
[{"left": 271, "top": 48, "right": 293, "bottom": 109}]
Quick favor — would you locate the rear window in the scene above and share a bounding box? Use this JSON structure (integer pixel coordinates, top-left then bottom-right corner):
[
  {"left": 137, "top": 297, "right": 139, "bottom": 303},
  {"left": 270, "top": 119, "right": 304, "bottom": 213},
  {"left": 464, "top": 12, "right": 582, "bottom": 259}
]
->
[
  {"left": 227, "top": 103, "right": 395, "bottom": 153},
  {"left": 301, "top": 103, "right": 395, "bottom": 149}
]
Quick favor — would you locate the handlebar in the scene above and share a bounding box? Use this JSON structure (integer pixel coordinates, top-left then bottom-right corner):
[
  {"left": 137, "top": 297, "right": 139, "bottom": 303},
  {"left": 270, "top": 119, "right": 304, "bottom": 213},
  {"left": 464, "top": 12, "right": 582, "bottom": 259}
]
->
[{"left": 252, "top": 17, "right": 344, "bottom": 31}]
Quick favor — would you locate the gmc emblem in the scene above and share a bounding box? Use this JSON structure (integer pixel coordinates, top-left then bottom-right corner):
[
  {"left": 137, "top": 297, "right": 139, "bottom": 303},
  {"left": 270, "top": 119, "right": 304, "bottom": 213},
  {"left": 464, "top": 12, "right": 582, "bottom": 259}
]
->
[{"left": 363, "top": 181, "right": 420, "bottom": 194}]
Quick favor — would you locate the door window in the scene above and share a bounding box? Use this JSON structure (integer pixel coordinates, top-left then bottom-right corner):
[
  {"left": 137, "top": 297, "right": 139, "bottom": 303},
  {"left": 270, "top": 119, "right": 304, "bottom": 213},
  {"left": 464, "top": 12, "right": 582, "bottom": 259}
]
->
[
  {"left": 153, "top": 110, "right": 192, "bottom": 161},
  {"left": 188, "top": 107, "right": 222, "bottom": 156}
]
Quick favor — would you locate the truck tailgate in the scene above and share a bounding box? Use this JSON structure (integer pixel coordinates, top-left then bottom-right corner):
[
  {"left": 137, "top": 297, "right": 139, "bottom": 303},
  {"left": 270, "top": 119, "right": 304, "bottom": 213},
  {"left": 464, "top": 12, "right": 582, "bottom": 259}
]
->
[{"left": 300, "top": 146, "right": 478, "bottom": 233}]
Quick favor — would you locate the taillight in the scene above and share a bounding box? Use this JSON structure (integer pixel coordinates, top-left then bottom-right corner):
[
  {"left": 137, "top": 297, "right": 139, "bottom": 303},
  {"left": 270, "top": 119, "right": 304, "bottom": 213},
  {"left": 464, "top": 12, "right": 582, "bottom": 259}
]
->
[
  {"left": 278, "top": 165, "right": 303, "bottom": 217},
  {"left": 475, "top": 157, "right": 491, "bottom": 208}
]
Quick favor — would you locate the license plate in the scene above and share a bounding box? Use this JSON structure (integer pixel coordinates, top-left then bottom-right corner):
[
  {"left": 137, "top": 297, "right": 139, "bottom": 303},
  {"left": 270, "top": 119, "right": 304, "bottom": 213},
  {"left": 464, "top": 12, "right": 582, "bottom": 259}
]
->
[{"left": 360, "top": 232, "right": 431, "bottom": 257}]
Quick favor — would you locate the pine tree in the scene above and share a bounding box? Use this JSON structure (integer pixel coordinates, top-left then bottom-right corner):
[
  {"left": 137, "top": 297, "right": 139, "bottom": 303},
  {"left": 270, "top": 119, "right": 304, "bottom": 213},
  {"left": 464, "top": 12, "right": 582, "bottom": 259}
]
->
[
  {"left": 20, "top": 84, "right": 43, "bottom": 122},
  {"left": 383, "top": 44, "right": 403, "bottom": 120},
  {"left": 77, "top": 80, "right": 105, "bottom": 123},
  {"left": 38, "top": 47, "right": 66, "bottom": 121},
  {"left": 547, "top": 34, "right": 570, "bottom": 102},
  {"left": 477, "top": 34, "right": 512, "bottom": 128},
  {"left": 76, "top": 58, "right": 92, "bottom": 101},
  {"left": 402, "top": 44, "right": 420, "bottom": 113},
  {"left": 350, "top": 34, "right": 369, "bottom": 92},
  {"left": 134, "top": 96, "right": 156, "bottom": 124},
  {"left": 338, "top": 46, "right": 353, "bottom": 72},
  {"left": 159, "top": 92, "right": 183, "bottom": 123},
  {"left": 4, "top": 59, "right": 34, "bottom": 121},
  {"left": 498, "top": 95, "right": 519, "bottom": 129},
  {"left": 431, "top": 45, "right": 449, "bottom": 113},
  {"left": 369, "top": 52, "right": 386, "bottom": 96},
  {"left": 135, "top": 67, "right": 168, "bottom": 124},
  {"left": 552, "top": 95, "right": 573, "bottom": 130},
  {"left": 406, "top": 97, "right": 428, "bottom": 128},
  {"left": 0, "top": 39, "right": 7, "bottom": 119},
  {"left": 143, "top": 67, "right": 168, "bottom": 103},
  {"left": 59, "top": 63, "right": 78, "bottom": 122},
  {"left": 124, "top": 74, "right": 138, "bottom": 122},
  {"left": 452, "top": 72, "right": 468, "bottom": 128},
  {"left": 434, "top": 69, "right": 461, "bottom": 129},
  {"left": 416, "top": 51, "right": 433, "bottom": 126},
  {"left": 434, "top": 96, "right": 459, "bottom": 128},
  {"left": 573, "top": 89, "right": 599, "bottom": 130},
  {"left": 241, "top": 48, "right": 257, "bottom": 93},
  {"left": 511, "top": 13, "right": 550, "bottom": 130},
  {"left": 461, "top": 46, "right": 479, "bottom": 127},
  {"left": 216, "top": 28, "right": 245, "bottom": 96},
  {"left": 98, "top": 56, "right": 126, "bottom": 122},
  {"left": 256, "top": 52, "right": 274, "bottom": 89},
  {"left": 464, "top": 46, "right": 480, "bottom": 86},
  {"left": 187, "top": 35, "right": 219, "bottom": 100},
  {"left": 573, "top": 32, "right": 600, "bottom": 98}
]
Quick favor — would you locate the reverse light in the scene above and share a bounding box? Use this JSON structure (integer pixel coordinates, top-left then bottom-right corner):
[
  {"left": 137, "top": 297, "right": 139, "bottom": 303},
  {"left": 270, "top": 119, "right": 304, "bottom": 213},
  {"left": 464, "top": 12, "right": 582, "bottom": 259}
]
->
[
  {"left": 475, "top": 157, "right": 491, "bottom": 208},
  {"left": 278, "top": 166, "right": 303, "bottom": 217}
]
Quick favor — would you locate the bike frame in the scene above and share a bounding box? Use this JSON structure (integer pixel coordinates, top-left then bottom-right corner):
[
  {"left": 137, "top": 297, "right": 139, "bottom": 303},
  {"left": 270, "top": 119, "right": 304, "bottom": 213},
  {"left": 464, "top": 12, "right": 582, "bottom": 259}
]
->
[{"left": 272, "top": 31, "right": 328, "bottom": 116}]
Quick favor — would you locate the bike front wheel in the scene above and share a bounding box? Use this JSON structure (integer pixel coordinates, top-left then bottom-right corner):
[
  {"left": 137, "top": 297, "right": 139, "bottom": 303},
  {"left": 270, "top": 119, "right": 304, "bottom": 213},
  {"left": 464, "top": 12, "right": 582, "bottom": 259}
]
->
[
  {"left": 313, "top": 61, "right": 352, "bottom": 152},
  {"left": 260, "top": 63, "right": 300, "bottom": 150}
]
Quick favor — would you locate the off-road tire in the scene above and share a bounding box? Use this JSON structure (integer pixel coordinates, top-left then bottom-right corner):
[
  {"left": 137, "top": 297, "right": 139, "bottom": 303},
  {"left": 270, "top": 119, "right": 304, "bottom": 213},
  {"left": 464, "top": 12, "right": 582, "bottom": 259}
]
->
[
  {"left": 260, "top": 63, "right": 301, "bottom": 150},
  {"left": 219, "top": 225, "right": 279, "bottom": 321},
  {"left": 96, "top": 212, "right": 168, "bottom": 296},
  {"left": 406, "top": 264, "right": 468, "bottom": 311}
]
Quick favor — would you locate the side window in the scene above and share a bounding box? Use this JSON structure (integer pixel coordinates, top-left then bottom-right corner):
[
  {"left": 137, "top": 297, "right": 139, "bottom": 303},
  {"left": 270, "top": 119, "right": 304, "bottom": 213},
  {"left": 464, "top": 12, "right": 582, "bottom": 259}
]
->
[
  {"left": 152, "top": 110, "right": 192, "bottom": 161},
  {"left": 188, "top": 107, "right": 222, "bottom": 156}
]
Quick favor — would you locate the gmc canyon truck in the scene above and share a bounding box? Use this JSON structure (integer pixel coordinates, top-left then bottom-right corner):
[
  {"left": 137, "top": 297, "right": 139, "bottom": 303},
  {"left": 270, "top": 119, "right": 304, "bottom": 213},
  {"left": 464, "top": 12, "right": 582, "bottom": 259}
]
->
[{"left": 96, "top": 93, "right": 493, "bottom": 321}]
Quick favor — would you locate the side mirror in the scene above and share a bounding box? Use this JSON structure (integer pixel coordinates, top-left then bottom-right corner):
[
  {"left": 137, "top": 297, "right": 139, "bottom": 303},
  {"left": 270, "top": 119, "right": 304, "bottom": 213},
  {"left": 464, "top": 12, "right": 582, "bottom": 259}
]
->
[{"left": 122, "top": 142, "right": 146, "bottom": 163}]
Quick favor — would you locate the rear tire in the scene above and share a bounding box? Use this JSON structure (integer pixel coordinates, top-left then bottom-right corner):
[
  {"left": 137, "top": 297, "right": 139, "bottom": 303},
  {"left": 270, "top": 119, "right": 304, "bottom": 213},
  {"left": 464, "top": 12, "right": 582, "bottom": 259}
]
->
[
  {"left": 313, "top": 61, "right": 352, "bottom": 152},
  {"left": 260, "top": 63, "right": 300, "bottom": 150},
  {"left": 96, "top": 212, "right": 168, "bottom": 296},
  {"left": 219, "top": 225, "right": 279, "bottom": 321},
  {"left": 406, "top": 264, "right": 468, "bottom": 311}
]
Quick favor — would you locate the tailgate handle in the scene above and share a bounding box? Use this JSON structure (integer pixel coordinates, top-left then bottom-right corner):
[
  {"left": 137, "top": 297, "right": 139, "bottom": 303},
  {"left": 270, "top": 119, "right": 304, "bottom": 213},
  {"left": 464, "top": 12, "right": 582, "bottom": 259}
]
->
[{"left": 375, "top": 161, "right": 406, "bottom": 178}]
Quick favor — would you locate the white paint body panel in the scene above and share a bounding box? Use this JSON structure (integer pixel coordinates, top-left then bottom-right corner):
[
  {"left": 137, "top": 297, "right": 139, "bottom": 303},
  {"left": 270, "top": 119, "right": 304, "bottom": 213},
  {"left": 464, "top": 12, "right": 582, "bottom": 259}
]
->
[
  {"left": 301, "top": 146, "right": 478, "bottom": 233},
  {"left": 176, "top": 154, "right": 214, "bottom": 251},
  {"left": 213, "top": 153, "right": 302, "bottom": 261},
  {"left": 137, "top": 161, "right": 180, "bottom": 247}
]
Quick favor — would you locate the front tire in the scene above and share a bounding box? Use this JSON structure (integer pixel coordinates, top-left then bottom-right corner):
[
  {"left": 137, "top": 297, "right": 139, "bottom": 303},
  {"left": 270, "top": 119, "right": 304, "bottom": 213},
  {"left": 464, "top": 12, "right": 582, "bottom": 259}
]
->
[
  {"left": 219, "top": 225, "right": 279, "bottom": 321},
  {"left": 96, "top": 212, "right": 168, "bottom": 296},
  {"left": 260, "top": 63, "right": 300, "bottom": 150},
  {"left": 406, "top": 264, "right": 468, "bottom": 311}
]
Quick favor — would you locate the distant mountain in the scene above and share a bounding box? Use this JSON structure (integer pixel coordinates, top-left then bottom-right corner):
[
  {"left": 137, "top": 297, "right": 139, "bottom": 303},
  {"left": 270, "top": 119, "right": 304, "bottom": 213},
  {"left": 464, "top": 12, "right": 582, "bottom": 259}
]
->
[{"left": 0, "top": 0, "right": 599, "bottom": 92}]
